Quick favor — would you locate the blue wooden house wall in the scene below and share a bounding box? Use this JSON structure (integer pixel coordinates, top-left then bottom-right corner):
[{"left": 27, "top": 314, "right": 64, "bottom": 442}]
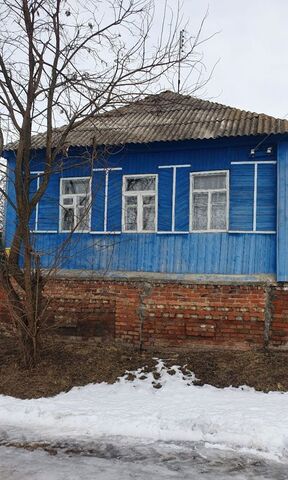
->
[{"left": 4, "top": 135, "right": 282, "bottom": 277}]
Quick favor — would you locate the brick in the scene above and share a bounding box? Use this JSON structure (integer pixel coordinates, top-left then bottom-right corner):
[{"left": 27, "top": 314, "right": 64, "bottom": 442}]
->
[{"left": 4, "top": 277, "right": 288, "bottom": 350}]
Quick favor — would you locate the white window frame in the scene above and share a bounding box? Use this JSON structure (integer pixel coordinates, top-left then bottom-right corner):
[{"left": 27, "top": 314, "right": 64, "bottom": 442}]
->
[
  {"left": 59, "top": 177, "right": 92, "bottom": 233},
  {"left": 190, "top": 170, "right": 229, "bottom": 233},
  {"left": 122, "top": 174, "right": 158, "bottom": 233}
]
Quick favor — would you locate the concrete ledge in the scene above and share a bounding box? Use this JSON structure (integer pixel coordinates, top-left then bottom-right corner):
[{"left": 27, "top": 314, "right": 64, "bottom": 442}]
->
[{"left": 51, "top": 269, "right": 276, "bottom": 286}]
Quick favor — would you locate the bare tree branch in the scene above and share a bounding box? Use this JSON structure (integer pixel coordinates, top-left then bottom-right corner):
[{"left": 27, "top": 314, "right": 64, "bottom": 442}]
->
[{"left": 0, "top": 0, "right": 211, "bottom": 367}]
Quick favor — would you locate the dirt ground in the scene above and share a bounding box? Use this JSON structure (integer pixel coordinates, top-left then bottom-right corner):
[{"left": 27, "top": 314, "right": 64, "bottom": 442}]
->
[{"left": 0, "top": 335, "right": 288, "bottom": 399}]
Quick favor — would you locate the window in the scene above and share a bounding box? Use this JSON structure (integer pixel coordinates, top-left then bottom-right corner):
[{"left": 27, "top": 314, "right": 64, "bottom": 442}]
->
[
  {"left": 123, "top": 175, "right": 157, "bottom": 232},
  {"left": 190, "top": 171, "right": 228, "bottom": 231},
  {"left": 60, "top": 177, "right": 91, "bottom": 232}
]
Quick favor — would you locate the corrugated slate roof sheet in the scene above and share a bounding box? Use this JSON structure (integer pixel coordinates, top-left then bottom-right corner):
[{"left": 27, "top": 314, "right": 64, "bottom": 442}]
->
[{"left": 6, "top": 91, "right": 288, "bottom": 150}]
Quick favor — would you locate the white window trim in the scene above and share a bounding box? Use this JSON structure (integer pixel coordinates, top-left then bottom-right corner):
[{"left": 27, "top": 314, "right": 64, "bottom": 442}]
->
[
  {"left": 59, "top": 176, "right": 92, "bottom": 233},
  {"left": 228, "top": 230, "right": 276, "bottom": 234},
  {"left": 190, "top": 170, "right": 229, "bottom": 233},
  {"left": 231, "top": 161, "right": 277, "bottom": 165},
  {"left": 122, "top": 174, "right": 158, "bottom": 233}
]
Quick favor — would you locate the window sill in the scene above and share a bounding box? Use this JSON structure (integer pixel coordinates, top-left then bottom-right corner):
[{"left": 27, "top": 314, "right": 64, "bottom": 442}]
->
[
  {"left": 190, "top": 230, "right": 228, "bottom": 233},
  {"left": 30, "top": 230, "right": 58, "bottom": 234},
  {"left": 228, "top": 230, "right": 276, "bottom": 234},
  {"left": 122, "top": 230, "right": 157, "bottom": 234},
  {"left": 30, "top": 230, "right": 277, "bottom": 235},
  {"left": 60, "top": 230, "right": 91, "bottom": 234}
]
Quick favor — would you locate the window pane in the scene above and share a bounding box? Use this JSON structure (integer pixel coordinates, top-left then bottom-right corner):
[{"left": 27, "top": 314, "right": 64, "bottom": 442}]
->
[
  {"left": 143, "top": 195, "right": 155, "bottom": 205},
  {"left": 194, "top": 174, "right": 226, "bottom": 190},
  {"left": 125, "top": 196, "right": 137, "bottom": 206},
  {"left": 62, "top": 178, "right": 90, "bottom": 195},
  {"left": 211, "top": 204, "right": 227, "bottom": 230},
  {"left": 125, "top": 207, "right": 137, "bottom": 230},
  {"left": 62, "top": 208, "right": 74, "bottom": 230},
  {"left": 63, "top": 197, "right": 73, "bottom": 205},
  {"left": 77, "top": 195, "right": 89, "bottom": 207},
  {"left": 192, "top": 205, "right": 208, "bottom": 230},
  {"left": 76, "top": 206, "right": 90, "bottom": 230},
  {"left": 126, "top": 176, "right": 155, "bottom": 192},
  {"left": 193, "top": 192, "right": 208, "bottom": 206},
  {"left": 143, "top": 206, "right": 155, "bottom": 231},
  {"left": 211, "top": 192, "right": 226, "bottom": 205}
]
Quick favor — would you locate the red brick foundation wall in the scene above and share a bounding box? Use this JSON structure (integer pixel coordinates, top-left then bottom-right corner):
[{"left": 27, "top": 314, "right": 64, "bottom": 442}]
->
[
  {"left": 45, "top": 279, "right": 116, "bottom": 338},
  {"left": 270, "top": 285, "right": 288, "bottom": 349},
  {"left": 1, "top": 276, "right": 288, "bottom": 350},
  {"left": 140, "top": 284, "right": 266, "bottom": 349}
]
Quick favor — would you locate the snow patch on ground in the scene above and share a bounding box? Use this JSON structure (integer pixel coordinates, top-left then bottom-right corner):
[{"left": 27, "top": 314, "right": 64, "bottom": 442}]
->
[
  {"left": 2, "top": 443, "right": 288, "bottom": 480},
  {"left": 0, "top": 360, "right": 287, "bottom": 461}
]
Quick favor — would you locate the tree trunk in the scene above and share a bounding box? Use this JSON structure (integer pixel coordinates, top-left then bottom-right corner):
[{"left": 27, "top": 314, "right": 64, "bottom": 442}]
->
[
  {"left": 19, "top": 324, "right": 38, "bottom": 368},
  {"left": 1, "top": 247, "right": 44, "bottom": 368}
]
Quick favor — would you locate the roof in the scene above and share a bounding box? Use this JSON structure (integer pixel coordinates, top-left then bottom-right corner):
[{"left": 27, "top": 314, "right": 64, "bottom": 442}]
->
[{"left": 6, "top": 91, "right": 288, "bottom": 150}]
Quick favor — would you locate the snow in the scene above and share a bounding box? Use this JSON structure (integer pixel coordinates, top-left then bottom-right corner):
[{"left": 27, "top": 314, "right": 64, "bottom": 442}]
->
[
  {"left": 0, "top": 360, "right": 287, "bottom": 462},
  {"left": 1, "top": 443, "right": 288, "bottom": 480}
]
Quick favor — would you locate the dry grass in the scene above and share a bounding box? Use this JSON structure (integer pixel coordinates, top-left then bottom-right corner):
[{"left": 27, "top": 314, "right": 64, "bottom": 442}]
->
[{"left": 0, "top": 336, "right": 287, "bottom": 398}]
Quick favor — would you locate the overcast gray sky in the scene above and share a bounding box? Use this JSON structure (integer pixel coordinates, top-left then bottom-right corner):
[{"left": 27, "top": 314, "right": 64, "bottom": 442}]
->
[{"left": 174, "top": 0, "right": 288, "bottom": 118}]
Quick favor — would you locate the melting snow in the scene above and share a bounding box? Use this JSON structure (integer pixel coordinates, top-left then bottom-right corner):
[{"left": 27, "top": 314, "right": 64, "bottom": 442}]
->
[{"left": 0, "top": 360, "right": 287, "bottom": 461}]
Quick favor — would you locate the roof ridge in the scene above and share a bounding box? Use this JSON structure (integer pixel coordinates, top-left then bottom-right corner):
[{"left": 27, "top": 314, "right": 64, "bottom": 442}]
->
[
  {"left": 38, "top": 90, "right": 288, "bottom": 126},
  {"left": 5, "top": 91, "right": 288, "bottom": 151},
  {"left": 121, "top": 90, "right": 288, "bottom": 123}
]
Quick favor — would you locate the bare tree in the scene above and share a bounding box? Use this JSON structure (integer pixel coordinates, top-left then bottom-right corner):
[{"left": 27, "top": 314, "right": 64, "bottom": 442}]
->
[
  {"left": 0, "top": 166, "right": 4, "bottom": 234},
  {"left": 0, "top": 0, "right": 211, "bottom": 367}
]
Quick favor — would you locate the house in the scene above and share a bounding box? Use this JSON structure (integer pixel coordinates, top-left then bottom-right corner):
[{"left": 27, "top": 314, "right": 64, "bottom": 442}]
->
[{"left": 2, "top": 91, "right": 288, "bottom": 349}]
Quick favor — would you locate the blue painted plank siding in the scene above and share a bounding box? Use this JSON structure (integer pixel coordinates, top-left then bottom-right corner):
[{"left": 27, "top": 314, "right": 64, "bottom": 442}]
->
[
  {"left": 38, "top": 171, "right": 60, "bottom": 231},
  {"left": 31, "top": 232, "right": 276, "bottom": 274},
  {"left": 92, "top": 170, "right": 105, "bottom": 231},
  {"left": 277, "top": 142, "right": 288, "bottom": 281},
  {"left": 175, "top": 168, "right": 190, "bottom": 231},
  {"left": 29, "top": 175, "right": 38, "bottom": 230},
  {"left": 107, "top": 170, "right": 122, "bottom": 231},
  {"left": 4, "top": 153, "right": 16, "bottom": 246},
  {"left": 158, "top": 168, "right": 173, "bottom": 231},
  {"left": 257, "top": 163, "right": 277, "bottom": 231},
  {"left": 229, "top": 164, "right": 254, "bottom": 231},
  {"left": 3, "top": 137, "right": 279, "bottom": 275}
]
